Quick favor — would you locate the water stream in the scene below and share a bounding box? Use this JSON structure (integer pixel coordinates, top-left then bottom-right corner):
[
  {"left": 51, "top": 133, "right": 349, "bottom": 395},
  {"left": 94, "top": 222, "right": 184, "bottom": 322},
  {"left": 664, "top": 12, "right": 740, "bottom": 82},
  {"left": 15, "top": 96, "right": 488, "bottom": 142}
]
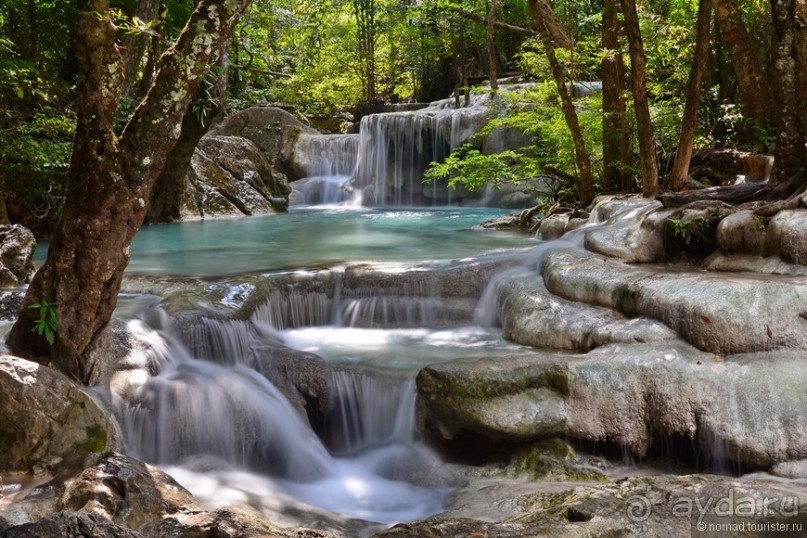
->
[
  {"left": 85, "top": 96, "right": 656, "bottom": 528},
  {"left": 93, "top": 204, "right": 538, "bottom": 526}
]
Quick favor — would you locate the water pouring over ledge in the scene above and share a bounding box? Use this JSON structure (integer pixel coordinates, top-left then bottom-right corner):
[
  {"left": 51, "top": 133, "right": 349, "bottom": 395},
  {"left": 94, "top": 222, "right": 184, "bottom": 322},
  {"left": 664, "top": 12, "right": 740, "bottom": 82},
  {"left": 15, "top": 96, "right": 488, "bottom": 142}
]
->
[{"left": 102, "top": 198, "right": 661, "bottom": 527}]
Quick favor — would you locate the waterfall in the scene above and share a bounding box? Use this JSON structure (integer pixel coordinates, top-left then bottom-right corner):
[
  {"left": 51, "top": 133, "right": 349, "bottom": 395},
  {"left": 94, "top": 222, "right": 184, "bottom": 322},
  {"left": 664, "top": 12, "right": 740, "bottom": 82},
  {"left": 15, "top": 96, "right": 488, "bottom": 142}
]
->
[
  {"left": 111, "top": 312, "right": 449, "bottom": 524},
  {"left": 353, "top": 96, "right": 490, "bottom": 205},
  {"left": 473, "top": 199, "right": 661, "bottom": 327},
  {"left": 293, "top": 134, "right": 360, "bottom": 205},
  {"left": 325, "top": 370, "right": 417, "bottom": 454},
  {"left": 115, "top": 322, "right": 333, "bottom": 481}
]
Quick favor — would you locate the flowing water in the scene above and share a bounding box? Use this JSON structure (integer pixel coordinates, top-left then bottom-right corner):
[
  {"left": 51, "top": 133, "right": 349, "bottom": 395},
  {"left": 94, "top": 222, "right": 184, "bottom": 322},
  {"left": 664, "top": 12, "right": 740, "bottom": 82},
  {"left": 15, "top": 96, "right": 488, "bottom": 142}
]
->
[
  {"left": 87, "top": 204, "right": 538, "bottom": 526},
  {"left": 63, "top": 93, "right": 661, "bottom": 528}
]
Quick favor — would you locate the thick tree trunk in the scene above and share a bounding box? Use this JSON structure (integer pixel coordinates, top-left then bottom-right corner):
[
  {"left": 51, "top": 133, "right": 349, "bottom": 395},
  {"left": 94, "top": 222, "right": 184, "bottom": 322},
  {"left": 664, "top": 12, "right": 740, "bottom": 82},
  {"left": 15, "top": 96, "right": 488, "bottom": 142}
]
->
[
  {"left": 528, "top": 0, "right": 594, "bottom": 206},
  {"left": 670, "top": 0, "right": 713, "bottom": 191},
  {"left": 621, "top": 0, "right": 659, "bottom": 197},
  {"left": 487, "top": 0, "right": 499, "bottom": 91},
  {"left": 768, "top": 0, "right": 807, "bottom": 191},
  {"left": 601, "top": 0, "right": 630, "bottom": 192},
  {"left": 714, "top": 0, "right": 773, "bottom": 128},
  {"left": 147, "top": 46, "right": 230, "bottom": 223},
  {"left": 7, "top": 0, "right": 250, "bottom": 383}
]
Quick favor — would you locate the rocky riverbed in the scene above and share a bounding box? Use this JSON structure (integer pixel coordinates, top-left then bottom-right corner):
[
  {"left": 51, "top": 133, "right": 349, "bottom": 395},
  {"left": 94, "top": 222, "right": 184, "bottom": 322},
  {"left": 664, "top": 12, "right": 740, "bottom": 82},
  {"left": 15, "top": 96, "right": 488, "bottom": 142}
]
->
[{"left": 2, "top": 196, "right": 807, "bottom": 536}]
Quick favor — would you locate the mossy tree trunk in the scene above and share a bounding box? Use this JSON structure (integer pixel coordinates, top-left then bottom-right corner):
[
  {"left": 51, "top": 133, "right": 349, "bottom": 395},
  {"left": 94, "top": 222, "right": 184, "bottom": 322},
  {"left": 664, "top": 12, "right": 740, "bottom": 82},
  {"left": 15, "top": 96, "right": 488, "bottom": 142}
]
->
[
  {"left": 714, "top": 0, "right": 774, "bottom": 130},
  {"left": 486, "top": 0, "right": 499, "bottom": 91},
  {"left": 767, "top": 0, "right": 807, "bottom": 194},
  {"left": 7, "top": 0, "right": 250, "bottom": 383}
]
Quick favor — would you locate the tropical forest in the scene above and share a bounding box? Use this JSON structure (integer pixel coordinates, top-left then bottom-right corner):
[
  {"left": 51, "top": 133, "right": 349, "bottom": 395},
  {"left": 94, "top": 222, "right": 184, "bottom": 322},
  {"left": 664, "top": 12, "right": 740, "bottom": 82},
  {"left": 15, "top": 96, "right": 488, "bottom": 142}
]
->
[{"left": 0, "top": 0, "right": 806, "bottom": 536}]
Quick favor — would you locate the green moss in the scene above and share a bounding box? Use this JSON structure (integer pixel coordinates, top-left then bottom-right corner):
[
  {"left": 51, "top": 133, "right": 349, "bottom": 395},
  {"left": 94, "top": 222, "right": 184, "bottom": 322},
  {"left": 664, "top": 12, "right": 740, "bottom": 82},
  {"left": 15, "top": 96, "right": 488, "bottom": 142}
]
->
[
  {"left": 502, "top": 439, "right": 608, "bottom": 482},
  {"left": 83, "top": 424, "right": 108, "bottom": 453}
]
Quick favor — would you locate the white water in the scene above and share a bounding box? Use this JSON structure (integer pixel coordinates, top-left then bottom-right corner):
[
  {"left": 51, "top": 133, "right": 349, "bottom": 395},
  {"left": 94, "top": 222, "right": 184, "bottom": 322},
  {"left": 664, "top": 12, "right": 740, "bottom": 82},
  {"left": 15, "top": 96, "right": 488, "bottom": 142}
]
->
[{"left": 114, "top": 312, "right": 450, "bottom": 525}]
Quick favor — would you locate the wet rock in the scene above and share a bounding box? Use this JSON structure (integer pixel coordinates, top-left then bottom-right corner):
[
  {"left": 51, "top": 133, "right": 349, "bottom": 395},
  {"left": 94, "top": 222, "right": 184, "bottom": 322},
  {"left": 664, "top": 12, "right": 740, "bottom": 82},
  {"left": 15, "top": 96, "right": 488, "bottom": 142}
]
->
[
  {"left": 498, "top": 276, "right": 676, "bottom": 351},
  {"left": 0, "top": 355, "right": 120, "bottom": 475},
  {"left": 538, "top": 215, "right": 569, "bottom": 240},
  {"left": 584, "top": 204, "right": 668, "bottom": 263},
  {"left": 475, "top": 213, "right": 521, "bottom": 231},
  {"left": 716, "top": 210, "right": 767, "bottom": 257},
  {"left": 770, "top": 459, "right": 807, "bottom": 479},
  {"left": 211, "top": 107, "right": 319, "bottom": 180},
  {"left": 59, "top": 453, "right": 182, "bottom": 530},
  {"left": 377, "top": 474, "right": 807, "bottom": 538},
  {"left": 542, "top": 248, "right": 807, "bottom": 354},
  {"left": 703, "top": 253, "right": 807, "bottom": 276},
  {"left": 417, "top": 350, "right": 570, "bottom": 441},
  {"left": 2, "top": 511, "right": 139, "bottom": 538},
  {"left": 767, "top": 210, "right": 807, "bottom": 265},
  {"left": 497, "top": 439, "right": 607, "bottom": 482},
  {"left": 0, "top": 290, "right": 23, "bottom": 321},
  {"left": 251, "top": 343, "right": 333, "bottom": 417},
  {"left": 0, "top": 225, "right": 35, "bottom": 287},
  {"left": 418, "top": 343, "right": 807, "bottom": 468}
]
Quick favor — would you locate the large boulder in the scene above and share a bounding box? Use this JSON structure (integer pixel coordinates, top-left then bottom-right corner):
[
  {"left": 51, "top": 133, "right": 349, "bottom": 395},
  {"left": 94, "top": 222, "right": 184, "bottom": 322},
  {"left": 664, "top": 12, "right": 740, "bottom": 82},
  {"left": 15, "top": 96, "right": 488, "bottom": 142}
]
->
[
  {"left": 767, "top": 209, "right": 807, "bottom": 265},
  {"left": 210, "top": 107, "right": 319, "bottom": 180},
  {"left": 182, "top": 135, "right": 291, "bottom": 219},
  {"left": 541, "top": 248, "right": 807, "bottom": 355},
  {"left": 417, "top": 343, "right": 807, "bottom": 468},
  {"left": 2, "top": 511, "right": 139, "bottom": 538},
  {"left": 498, "top": 275, "right": 677, "bottom": 351},
  {"left": 0, "top": 225, "right": 35, "bottom": 287},
  {"left": 0, "top": 355, "right": 121, "bottom": 475}
]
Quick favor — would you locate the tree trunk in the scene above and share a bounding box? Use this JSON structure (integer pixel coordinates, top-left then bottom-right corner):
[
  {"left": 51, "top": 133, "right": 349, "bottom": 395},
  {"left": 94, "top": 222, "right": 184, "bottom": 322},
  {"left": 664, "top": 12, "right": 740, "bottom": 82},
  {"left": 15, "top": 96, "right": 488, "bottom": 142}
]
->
[
  {"left": 487, "top": 0, "right": 499, "bottom": 91},
  {"left": 531, "top": 0, "right": 573, "bottom": 49},
  {"left": 714, "top": 0, "right": 773, "bottom": 128},
  {"left": 601, "top": 0, "right": 630, "bottom": 192},
  {"left": 147, "top": 45, "right": 230, "bottom": 223},
  {"left": 121, "top": 0, "right": 162, "bottom": 99},
  {"left": 621, "top": 0, "right": 659, "bottom": 197},
  {"left": 7, "top": 0, "right": 250, "bottom": 383},
  {"left": 670, "top": 0, "right": 713, "bottom": 191},
  {"left": 136, "top": 3, "right": 166, "bottom": 101},
  {"left": 768, "top": 0, "right": 806, "bottom": 190},
  {"left": 528, "top": 0, "right": 594, "bottom": 206}
]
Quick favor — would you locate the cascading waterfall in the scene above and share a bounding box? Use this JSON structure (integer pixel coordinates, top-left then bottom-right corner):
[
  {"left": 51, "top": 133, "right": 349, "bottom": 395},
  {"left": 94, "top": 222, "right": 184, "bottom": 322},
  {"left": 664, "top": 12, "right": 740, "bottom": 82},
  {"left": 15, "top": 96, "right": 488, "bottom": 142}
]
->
[
  {"left": 353, "top": 96, "right": 491, "bottom": 205},
  {"left": 324, "top": 371, "right": 417, "bottom": 454},
  {"left": 474, "top": 199, "right": 662, "bottom": 327},
  {"left": 112, "top": 309, "right": 449, "bottom": 524},
  {"left": 293, "top": 134, "right": 360, "bottom": 205}
]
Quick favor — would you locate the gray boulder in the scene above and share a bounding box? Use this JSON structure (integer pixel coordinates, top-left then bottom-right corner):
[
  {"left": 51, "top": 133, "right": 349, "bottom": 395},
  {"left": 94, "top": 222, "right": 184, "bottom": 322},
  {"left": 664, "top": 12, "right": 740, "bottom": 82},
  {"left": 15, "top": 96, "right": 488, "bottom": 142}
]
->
[
  {"left": 0, "top": 225, "right": 35, "bottom": 287},
  {"left": 377, "top": 473, "right": 807, "bottom": 538},
  {"left": 211, "top": 107, "right": 319, "bottom": 180},
  {"left": 767, "top": 209, "right": 807, "bottom": 265},
  {"left": 498, "top": 275, "right": 676, "bottom": 351},
  {"left": 418, "top": 343, "right": 807, "bottom": 468},
  {"left": 2, "top": 511, "right": 139, "bottom": 538},
  {"left": 183, "top": 135, "right": 291, "bottom": 219},
  {"left": 541, "top": 248, "right": 807, "bottom": 354},
  {"left": 0, "top": 356, "right": 120, "bottom": 475}
]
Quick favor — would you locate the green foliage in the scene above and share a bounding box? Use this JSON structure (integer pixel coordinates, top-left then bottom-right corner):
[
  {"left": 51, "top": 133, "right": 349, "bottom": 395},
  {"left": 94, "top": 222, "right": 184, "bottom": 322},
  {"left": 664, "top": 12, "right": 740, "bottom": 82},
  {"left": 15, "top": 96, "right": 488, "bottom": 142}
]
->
[
  {"left": 669, "top": 217, "right": 693, "bottom": 244},
  {"left": 29, "top": 300, "right": 58, "bottom": 345}
]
